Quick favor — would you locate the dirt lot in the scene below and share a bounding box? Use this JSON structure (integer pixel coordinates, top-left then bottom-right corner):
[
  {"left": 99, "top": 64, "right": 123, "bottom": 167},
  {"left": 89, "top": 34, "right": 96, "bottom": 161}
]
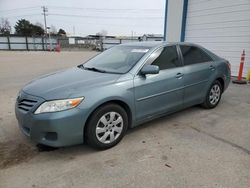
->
[{"left": 0, "top": 51, "right": 249, "bottom": 188}]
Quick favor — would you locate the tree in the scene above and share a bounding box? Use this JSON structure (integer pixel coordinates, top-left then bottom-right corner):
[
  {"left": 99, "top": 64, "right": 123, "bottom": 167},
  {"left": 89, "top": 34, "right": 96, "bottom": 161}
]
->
[
  {"left": 32, "top": 24, "right": 44, "bottom": 35},
  {"left": 14, "top": 19, "right": 44, "bottom": 36},
  {"left": 57, "top": 28, "right": 66, "bottom": 36},
  {"left": 0, "top": 18, "right": 11, "bottom": 35},
  {"left": 96, "top": 29, "right": 108, "bottom": 36},
  {"left": 35, "top": 22, "right": 44, "bottom": 29},
  {"left": 33, "top": 22, "right": 44, "bottom": 35},
  {"left": 15, "top": 19, "right": 32, "bottom": 36}
]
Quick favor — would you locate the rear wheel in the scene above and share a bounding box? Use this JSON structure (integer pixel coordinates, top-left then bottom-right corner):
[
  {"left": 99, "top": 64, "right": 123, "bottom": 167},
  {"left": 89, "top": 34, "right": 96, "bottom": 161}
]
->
[
  {"left": 86, "top": 103, "right": 128, "bottom": 149},
  {"left": 202, "top": 80, "right": 222, "bottom": 109}
]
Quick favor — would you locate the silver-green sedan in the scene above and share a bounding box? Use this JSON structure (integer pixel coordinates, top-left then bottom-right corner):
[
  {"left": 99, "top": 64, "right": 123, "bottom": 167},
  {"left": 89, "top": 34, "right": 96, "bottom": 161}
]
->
[{"left": 15, "top": 42, "right": 231, "bottom": 149}]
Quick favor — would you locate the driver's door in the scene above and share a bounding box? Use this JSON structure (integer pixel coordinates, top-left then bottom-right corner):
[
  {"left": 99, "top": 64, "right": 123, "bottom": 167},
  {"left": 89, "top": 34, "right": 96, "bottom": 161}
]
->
[{"left": 134, "top": 45, "right": 184, "bottom": 123}]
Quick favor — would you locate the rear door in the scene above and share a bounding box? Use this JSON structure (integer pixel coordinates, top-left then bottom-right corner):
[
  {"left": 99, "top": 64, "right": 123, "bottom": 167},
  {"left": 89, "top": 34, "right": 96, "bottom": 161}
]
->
[
  {"left": 134, "top": 45, "right": 184, "bottom": 122},
  {"left": 178, "top": 45, "right": 215, "bottom": 107}
]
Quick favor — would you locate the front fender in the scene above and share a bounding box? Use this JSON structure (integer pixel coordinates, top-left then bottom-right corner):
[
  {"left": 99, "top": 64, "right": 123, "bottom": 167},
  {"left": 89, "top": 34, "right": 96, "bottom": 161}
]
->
[{"left": 77, "top": 79, "right": 135, "bottom": 133}]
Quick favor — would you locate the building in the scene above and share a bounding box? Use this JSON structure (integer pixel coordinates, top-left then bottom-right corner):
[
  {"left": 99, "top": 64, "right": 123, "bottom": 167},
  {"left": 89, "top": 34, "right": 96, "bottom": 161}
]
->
[
  {"left": 142, "top": 34, "right": 164, "bottom": 41},
  {"left": 165, "top": 0, "right": 250, "bottom": 77}
]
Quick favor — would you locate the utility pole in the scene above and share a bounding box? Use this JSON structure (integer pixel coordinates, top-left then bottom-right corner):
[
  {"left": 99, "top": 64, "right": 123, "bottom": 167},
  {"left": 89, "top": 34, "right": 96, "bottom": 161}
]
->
[
  {"left": 42, "top": 6, "right": 48, "bottom": 50},
  {"left": 47, "top": 27, "right": 52, "bottom": 51},
  {"left": 163, "top": 0, "right": 168, "bottom": 41}
]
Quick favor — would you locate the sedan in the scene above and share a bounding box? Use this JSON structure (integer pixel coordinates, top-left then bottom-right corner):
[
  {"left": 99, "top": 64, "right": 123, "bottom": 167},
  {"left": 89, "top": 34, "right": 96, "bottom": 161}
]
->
[{"left": 15, "top": 42, "right": 231, "bottom": 149}]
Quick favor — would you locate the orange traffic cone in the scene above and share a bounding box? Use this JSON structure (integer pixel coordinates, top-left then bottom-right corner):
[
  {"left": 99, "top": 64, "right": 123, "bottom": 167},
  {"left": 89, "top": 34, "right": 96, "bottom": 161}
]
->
[{"left": 232, "top": 50, "right": 247, "bottom": 84}]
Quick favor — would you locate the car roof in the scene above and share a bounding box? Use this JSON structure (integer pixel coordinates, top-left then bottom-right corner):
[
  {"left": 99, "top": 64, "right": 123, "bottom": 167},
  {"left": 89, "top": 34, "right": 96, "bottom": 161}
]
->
[
  {"left": 120, "top": 41, "right": 199, "bottom": 48},
  {"left": 120, "top": 41, "right": 220, "bottom": 60}
]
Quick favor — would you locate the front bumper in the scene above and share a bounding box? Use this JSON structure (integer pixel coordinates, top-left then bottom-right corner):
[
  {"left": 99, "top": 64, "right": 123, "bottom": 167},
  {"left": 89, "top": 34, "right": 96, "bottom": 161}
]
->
[{"left": 15, "top": 92, "right": 86, "bottom": 147}]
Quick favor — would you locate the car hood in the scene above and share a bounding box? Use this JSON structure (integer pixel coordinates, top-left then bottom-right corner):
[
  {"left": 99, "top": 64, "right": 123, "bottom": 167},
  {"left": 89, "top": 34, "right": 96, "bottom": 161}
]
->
[{"left": 22, "top": 67, "right": 121, "bottom": 100}]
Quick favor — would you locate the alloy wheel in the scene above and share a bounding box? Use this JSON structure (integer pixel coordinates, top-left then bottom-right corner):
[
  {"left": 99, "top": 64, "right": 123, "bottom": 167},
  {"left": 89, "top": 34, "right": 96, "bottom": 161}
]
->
[
  {"left": 95, "top": 112, "right": 124, "bottom": 144},
  {"left": 209, "top": 84, "right": 221, "bottom": 105}
]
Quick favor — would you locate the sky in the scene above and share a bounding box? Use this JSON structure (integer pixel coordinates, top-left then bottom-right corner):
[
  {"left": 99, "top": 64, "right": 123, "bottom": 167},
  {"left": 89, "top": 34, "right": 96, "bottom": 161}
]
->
[{"left": 0, "top": 0, "right": 166, "bottom": 37}]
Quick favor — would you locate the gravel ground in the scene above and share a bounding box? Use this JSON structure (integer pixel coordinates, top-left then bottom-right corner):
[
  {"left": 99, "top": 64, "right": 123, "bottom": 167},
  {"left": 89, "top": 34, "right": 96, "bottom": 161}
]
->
[{"left": 0, "top": 51, "right": 249, "bottom": 188}]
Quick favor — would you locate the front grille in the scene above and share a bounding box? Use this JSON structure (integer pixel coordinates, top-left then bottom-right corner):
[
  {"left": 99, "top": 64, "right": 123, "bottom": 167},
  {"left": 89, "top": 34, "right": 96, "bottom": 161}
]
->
[{"left": 18, "top": 99, "right": 38, "bottom": 112}]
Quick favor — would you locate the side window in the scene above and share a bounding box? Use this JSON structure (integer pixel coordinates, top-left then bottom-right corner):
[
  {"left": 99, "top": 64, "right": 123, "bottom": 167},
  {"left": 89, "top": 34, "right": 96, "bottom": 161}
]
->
[
  {"left": 180, "top": 45, "right": 212, "bottom": 65},
  {"left": 151, "top": 46, "right": 181, "bottom": 70}
]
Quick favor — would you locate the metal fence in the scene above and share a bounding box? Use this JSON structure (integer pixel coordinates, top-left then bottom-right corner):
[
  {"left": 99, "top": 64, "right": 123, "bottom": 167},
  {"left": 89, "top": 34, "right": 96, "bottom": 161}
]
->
[
  {"left": 0, "top": 36, "right": 164, "bottom": 51},
  {"left": 0, "top": 36, "right": 58, "bottom": 51},
  {"left": 101, "top": 38, "right": 140, "bottom": 50},
  {"left": 101, "top": 36, "right": 164, "bottom": 50}
]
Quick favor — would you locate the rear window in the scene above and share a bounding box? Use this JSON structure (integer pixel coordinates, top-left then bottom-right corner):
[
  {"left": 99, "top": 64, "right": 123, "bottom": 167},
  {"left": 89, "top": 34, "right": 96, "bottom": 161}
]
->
[{"left": 180, "top": 45, "right": 212, "bottom": 65}]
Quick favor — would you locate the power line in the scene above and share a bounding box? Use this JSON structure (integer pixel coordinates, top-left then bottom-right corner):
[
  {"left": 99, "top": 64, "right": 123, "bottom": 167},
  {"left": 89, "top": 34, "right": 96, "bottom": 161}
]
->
[
  {"left": 51, "top": 18, "right": 163, "bottom": 28},
  {"left": 0, "top": 6, "right": 40, "bottom": 13},
  {"left": 3, "top": 14, "right": 41, "bottom": 18},
  {"left": 49, "top": 6, "right": 163, "bottom": 12},
  {"left": 49, "top": 13, "right": 163, "bottom": 20}
]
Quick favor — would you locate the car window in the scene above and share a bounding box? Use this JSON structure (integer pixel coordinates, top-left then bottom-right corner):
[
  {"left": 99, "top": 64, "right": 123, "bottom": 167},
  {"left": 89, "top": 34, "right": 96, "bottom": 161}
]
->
[
  {"left": 180, "top": 45, "right": 212, "bottom": 65},
  {"left": 83, "top": 46, "right": 150, "bottom": 74},
  {"left": 151, "top": 46, "right": 181, "bottom": 70}
]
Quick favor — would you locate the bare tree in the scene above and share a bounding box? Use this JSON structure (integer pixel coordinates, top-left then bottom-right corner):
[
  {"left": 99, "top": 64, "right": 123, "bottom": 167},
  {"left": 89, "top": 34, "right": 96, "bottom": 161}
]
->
[
  {"left": 0, "top": 18, "right": 11, "bottom": 35},
  {"left": 96, "top": 29, "right": 108, "bottom": 36}
]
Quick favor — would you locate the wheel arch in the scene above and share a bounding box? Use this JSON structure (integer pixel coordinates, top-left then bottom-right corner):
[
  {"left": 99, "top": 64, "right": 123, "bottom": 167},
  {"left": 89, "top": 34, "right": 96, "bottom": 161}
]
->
[
  {"left": 215, "top": 77, "right": 225, "bottom": 92},
  {"left": 83, "top": 99, "right": 133, "bottom": 142}
]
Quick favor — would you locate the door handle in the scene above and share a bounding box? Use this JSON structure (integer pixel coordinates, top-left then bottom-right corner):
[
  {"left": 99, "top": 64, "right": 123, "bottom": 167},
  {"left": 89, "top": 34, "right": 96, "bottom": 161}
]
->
[
  {"left": 209, "top": 65, "right": 216, "bottom": 71},
  {"left": 175, "top": 73, "right": 184, "bottom": 79}
]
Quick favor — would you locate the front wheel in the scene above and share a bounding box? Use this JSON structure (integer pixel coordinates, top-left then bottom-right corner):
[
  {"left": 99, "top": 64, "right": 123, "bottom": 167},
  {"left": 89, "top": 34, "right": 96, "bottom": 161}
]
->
[
  {"left": 202, "top": 80, "right": 222, "bottom": 109},
  {"left": 85, "top": 103, "right": 128, "bottom": 149}
]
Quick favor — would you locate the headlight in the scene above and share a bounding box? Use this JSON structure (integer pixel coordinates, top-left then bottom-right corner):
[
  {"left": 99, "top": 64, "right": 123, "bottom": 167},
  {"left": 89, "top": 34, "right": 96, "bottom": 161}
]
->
[{"left": 34, "top": 97, "right": 84, "bottom": 114}]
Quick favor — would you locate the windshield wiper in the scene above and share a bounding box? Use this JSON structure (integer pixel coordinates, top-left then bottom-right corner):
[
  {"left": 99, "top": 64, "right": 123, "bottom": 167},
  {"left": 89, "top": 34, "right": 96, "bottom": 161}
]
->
[
  {"left": 77, "top": 64, "right": 121, "bottom": 74},
  {"left": 82, "top": 66, "right": 107, "bottom": 73},
  {"left": 77, "top": 64, "right": 84, "bottom": 69},
  {"left": 77, "top": 64, "right": 106, "bottom": 73}
]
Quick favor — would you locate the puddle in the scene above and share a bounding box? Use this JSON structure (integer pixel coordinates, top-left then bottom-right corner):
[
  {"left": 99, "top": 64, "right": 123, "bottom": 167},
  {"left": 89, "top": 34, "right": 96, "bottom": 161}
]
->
[{"left": 0, "top": 140, "right": 38, "bottom": 169}]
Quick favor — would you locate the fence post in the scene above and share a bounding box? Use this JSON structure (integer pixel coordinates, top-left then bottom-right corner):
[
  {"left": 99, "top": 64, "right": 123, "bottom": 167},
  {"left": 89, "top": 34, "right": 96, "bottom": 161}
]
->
[
  {"left": 32, "top": 36, "right": 36, "bottom": 51},
  {"left": 25, "top": 36, "right": 29, "bottom": 51},
  {"left": 101, "top": 38, "right": 104, "bottom": 52},
  {"left": 42, "top": 36, "right": 45, "bottom": 50},
  {"left": 119, "top": 39, "right": 122, "bottom": 44},
  {"left": 7, "top": 36, "right": 11, "bottom": 50}
]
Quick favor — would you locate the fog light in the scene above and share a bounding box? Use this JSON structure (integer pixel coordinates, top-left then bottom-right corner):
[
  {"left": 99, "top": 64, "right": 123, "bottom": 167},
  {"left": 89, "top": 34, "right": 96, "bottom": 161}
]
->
[{"left": 44, "top": 132, "right": 57, "bottom": 141}]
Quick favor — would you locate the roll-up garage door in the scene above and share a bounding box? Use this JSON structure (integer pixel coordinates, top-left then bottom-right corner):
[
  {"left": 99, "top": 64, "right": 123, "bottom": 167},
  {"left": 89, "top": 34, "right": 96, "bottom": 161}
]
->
[{"left": 185, "top": 0, "right": 250, "bottom": 77}]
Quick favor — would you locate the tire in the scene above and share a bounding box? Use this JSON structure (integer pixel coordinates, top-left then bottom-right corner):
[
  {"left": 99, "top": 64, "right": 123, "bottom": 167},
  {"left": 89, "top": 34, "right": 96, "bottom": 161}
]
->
[
  {"left": 202, "top": 80, "right": 222, "bottom": 109},
  {"left": 85, "top": 103, "right": 128, "bottom": 150}
]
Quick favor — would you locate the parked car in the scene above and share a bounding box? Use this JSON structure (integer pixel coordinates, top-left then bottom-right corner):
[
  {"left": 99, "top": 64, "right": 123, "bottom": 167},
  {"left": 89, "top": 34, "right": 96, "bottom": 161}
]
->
[{"left": 15, "top": 42, "right": 231, "bottom": 149}]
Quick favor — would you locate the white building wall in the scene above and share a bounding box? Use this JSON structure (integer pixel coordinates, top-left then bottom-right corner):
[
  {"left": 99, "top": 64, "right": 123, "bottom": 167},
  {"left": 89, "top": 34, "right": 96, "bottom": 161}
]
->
[
  {"left": 185, "top": 0, "right": 250, "bottom": 77},
  {"left": 166, "top": 0, "right": 184, "bottom": 42},
  {"left": 165, "top": 0, "right": 250, "bottom": 77}
]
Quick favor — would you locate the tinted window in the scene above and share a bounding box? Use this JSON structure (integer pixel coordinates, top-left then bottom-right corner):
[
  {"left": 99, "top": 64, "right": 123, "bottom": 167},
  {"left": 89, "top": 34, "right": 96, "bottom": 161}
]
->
[
  {"left": 152, "top": 46, "right": 181, "bottom": 70},
  {"left": 180, "top": 45, "right": 212, "bottom": 65}
]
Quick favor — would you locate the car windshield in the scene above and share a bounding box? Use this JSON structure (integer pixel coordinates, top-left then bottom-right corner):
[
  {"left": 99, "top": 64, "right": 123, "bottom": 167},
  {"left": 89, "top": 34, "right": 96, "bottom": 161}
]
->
[{"left": 82, "top": 45, "right": 150, "bottom": 74}]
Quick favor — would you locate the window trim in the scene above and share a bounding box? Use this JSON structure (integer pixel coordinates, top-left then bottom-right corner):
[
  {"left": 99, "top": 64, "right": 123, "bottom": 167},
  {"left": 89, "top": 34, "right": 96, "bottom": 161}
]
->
[
  {"left": 177, "top": 44, "right": 214, "bottom": 66},
  {"left": 136, "top": 45, "right": 183, "bottom": 75}
]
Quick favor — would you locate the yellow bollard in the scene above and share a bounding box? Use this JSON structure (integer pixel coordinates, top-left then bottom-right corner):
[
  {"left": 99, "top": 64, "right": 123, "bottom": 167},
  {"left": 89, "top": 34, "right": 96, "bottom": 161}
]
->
[{"left": 247, "top": 69, "right": 250, "bottom": 81}]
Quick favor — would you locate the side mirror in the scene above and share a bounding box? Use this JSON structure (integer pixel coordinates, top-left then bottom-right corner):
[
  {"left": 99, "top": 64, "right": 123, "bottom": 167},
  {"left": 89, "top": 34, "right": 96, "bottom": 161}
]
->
[{"left": 140, "top": 65, "right": 159, "bottom": 75}]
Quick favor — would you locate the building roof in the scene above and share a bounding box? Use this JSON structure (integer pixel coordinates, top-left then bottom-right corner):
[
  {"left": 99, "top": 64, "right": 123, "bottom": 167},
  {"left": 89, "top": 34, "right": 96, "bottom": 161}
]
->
[{"left": 142, "top": 34, "right": 163, "bottom": 38}]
